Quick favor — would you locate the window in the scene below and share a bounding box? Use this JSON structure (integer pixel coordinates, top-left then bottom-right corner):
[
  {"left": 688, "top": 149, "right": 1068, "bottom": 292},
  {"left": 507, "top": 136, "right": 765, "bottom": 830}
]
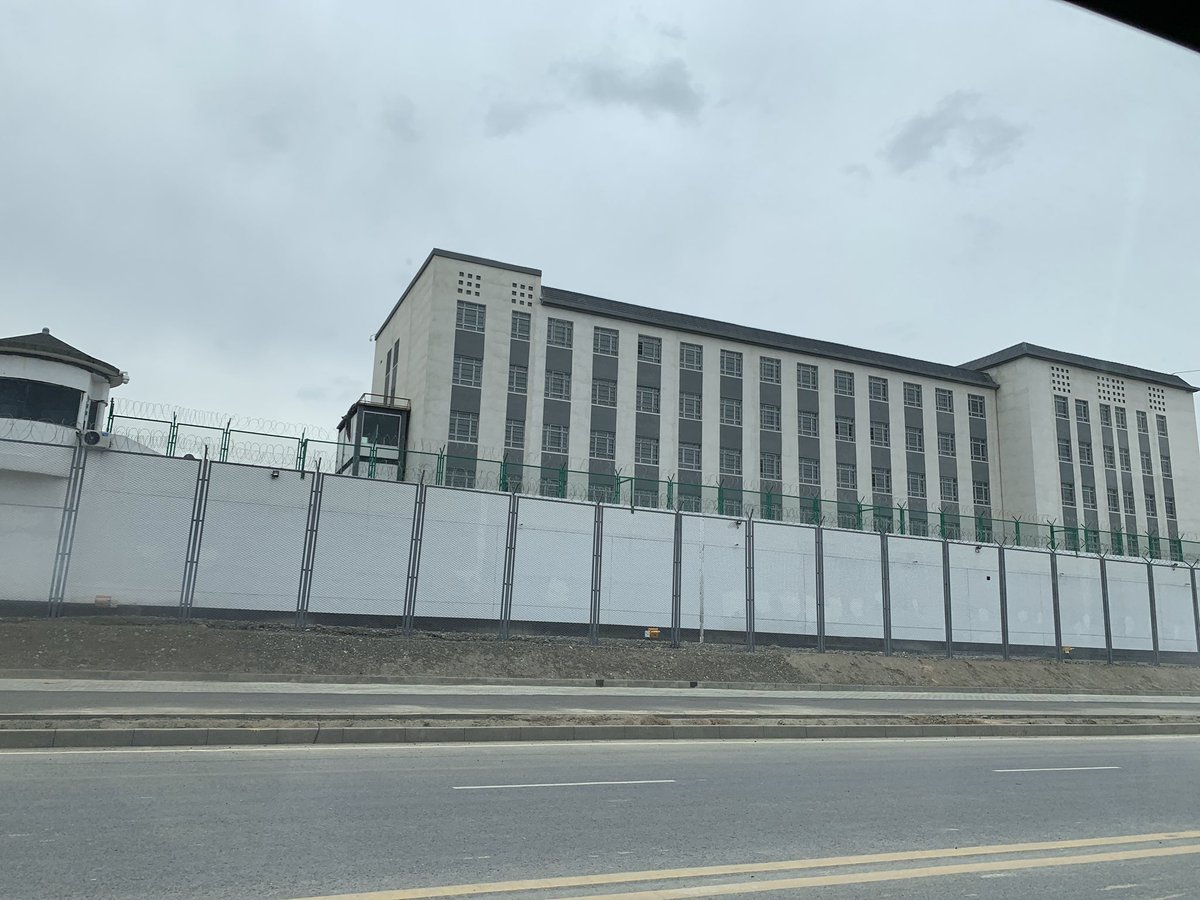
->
[
  {"left": 1156, "top": 414, "right": 1168, "bottom": 437},
  {"left": 634, "top": 437, "right": 659, "bottom": 466},
  {"left": 760, "top": 357, "right": 781, "bottom": 384},
  {"left": 973, "top": 480, "right": 991, "bottom": 505},
  {"left": 545, "top": 370, "right": 571, "bottom": 400},
  {"left": 503, "top": 365, "right": 526, "bottom": 395},
  {"left": 680, "top": 343, "right": 703, "bottom": 371},
  {"left": 1123, "top": 489, "right": 1136, "bottom": 513},
  {"left": 761, "top": 451, "right": 782, "bottom": 481},
  {"left": 908, "top": 472, "right": 926, "bottom": 499},
  {"left": 1146, "top": 493, "right": 1157, "bottom": 518},
  {"left": 633, "top": 489, "right": 658, "bottom": 509},
  {"left": 591, "top": 379, "right": 617, "bottom": 407},
  {"left": 511, "top": 311, "right": 531, "bottom": 340},
  {"left": 444, "top": 468, "right": 475, "bottom": 489},
  {"left": 798, "top": 410, "right": 819, "bottom": 437},
  {"left": 871, "top": 467, "right": 892, "bottom": 494},
  {"left": 1136, "top": 410, "right": 1148, "bottom": 433},
  {"left": 452, "top": 355, "right": 483, "bottom": 388},
  {"left": 1165, "top": 495, "right": 1177, "bottom": 519},
  {"left": 905, "top": 426, "right": 924, "bottom": 453},
  {"left": 678, "top": 494, "right": 702, "bottom": 512},
  {"left": 637, "top": 335, "right": 661, "bottom": 363},
  {"left": 542, "top": 423, "right": 569, "bottom": 454},
  {"left": 679, "top": 443, "right": 702, "bottom": 470},
  {"left": 760, "top": 403, "right": 781, "bottom": 432},
  {"left": 1074, "top": 399, "right": 1089, "bottom": 422},
  {"left": 593, "top": 327, "right": 619, "bottom": 356},
  {"left": 835, "top": 416, "right": 855, "bottom": 441},
  {"left": 834, "top": 370, "right": 855, "bottom": 396},
  {"left": 837, "top": 462, "right": 857, "bottom": 490},
  {"left": 1140, "top": 450, "right": 1153, "bottom": 473},
  {"left": 589, "top": 429, "right": 615, "bottom": 460},
  {"left": 505, "top": 419, "right": 525, "bottom": 450},
  {"left": 868, "top": 376, "right": 888, "bottom": 402},
  {"left": 937, "top": 432, "right": 956, "bottom": 457},
  {"left": 679, "top": 392, "right": 703, "bottom": 420},
  {"left": 797, "top": 363, "right": 818, "bottom": 391},
  {"left": 635, "top": 386, "right": 660, "bottom": 414},
  {"left": 1119, "top": 447, "right": 1131, "bottom": 472},
  {"left": 1061, "top": 482, "right": 1076, "bottom": 507},
  {"left": 1099, "top": 404, "right": 1111, "bottom": 427},
  {"left": 1057, "top": 438, "right": 1072, "bottom": 462},
  {"left": 720, "top": 448, "right": 742, "bottom": 476},
  {"left": 869, "top": 421, "right": 890, "bottom": 448},
  {"left": 587, "top": 483, "right": 613, "bottom": 503},
  {"left": 1081, "top": 484, "right": 1097, "bottom": 510},
  {"left": 1107, "top": 487, "right": 1120, "bottom": 513},
  {"left": 1161, "top": 454, "right": 1172, "bottom": 478},
  {"left": 1103, "top": 445, "right": 1115, "bottom": 468},
  {"left": 1078, "top": 442, "right": 1092, "bottom": 466},
  {"left": 903, "top": 383, "right": 922, "bottom": 408},
  {"left": 456, "top": 300, "right": 486, "bottom": 333},
  {"left": 935, "top": 388, "right": 954, "bottom": 413},
  {"left": 720, "top": 397, "right": 742, "bottom": 426},
  {"left": 720, "top": 349, "right": 743, "bottom": 378},
  {"left": 1054, "top": 395, "right": 1069, "bottom": 419},
  {"left": 1114, "top": 406, "right": 1127, "bottom": 429},
  {"left": 970, "top": 437, "right": 988, "bottom": 462},
  {"left": 940, "top": 476, "right": 959, "bottom": 503},
  {"left": 448, "top": 410, "right": 478, "bottom": 443},
  {"left": 799, "top": 457, "right": 820, "bottom": 485},
  {"left": 968, "top": 394, "right": 986, "bottom": 418},
  {"left": 546, "top": 317, "right": 573, "bottom": 348}
]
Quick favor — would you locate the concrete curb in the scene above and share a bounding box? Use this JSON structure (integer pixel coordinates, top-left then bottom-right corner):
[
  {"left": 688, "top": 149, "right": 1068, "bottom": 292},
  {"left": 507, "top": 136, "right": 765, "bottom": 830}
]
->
[
  {"left": 3, "top": 721, "right": 1200, "bottom": 749},
  {"left": 2, "top": 669, "right": 1197, "bottom": 697}
]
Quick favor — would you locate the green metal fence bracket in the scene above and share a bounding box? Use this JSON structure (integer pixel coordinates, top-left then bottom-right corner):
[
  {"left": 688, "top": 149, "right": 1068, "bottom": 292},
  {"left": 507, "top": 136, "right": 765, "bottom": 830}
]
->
[{"left": 165, "top": 414, "right": 178, "bottom": 457}]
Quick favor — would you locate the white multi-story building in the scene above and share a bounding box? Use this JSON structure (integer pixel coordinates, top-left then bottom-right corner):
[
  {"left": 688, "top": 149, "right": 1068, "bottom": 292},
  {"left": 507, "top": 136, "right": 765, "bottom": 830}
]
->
[{"left": 368, "top": 249, "right": 1199, "bottom": 552}]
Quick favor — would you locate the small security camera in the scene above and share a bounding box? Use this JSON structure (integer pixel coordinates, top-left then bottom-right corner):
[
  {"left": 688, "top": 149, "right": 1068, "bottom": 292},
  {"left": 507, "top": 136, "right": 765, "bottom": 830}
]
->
[{"left": 270, "top": 469, "right": 280, "bottom": 479}]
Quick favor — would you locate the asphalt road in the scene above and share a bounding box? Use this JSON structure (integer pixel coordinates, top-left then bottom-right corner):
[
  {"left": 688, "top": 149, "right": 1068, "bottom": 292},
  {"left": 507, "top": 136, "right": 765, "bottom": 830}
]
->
[
  {"left": 4, "top": 678, "right": 1200, "bottom": 718},
  {"left": 2, "top": 735, "right": 1199, "bottom": 899}
]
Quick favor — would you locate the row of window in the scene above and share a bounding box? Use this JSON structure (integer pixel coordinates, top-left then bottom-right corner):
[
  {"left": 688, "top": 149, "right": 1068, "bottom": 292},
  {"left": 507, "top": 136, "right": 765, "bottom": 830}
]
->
[
  {"left": 462, "top": 303, "right": 989, "bottom": 412},
  {"left": 1054, "top": 394, "right": 1168, "bottom": 436},
  {"left": 1056, "top": 438, "right": 1173, "bottom": 477},
  {"left": 1062, "top": 482, "right": 1177, "bottom": 519}
]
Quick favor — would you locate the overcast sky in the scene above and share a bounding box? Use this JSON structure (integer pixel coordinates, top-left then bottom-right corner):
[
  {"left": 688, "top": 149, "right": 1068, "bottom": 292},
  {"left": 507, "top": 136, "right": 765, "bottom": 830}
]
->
[{"left": 4, "top": 0, "right": 1199, "bottom": 434}]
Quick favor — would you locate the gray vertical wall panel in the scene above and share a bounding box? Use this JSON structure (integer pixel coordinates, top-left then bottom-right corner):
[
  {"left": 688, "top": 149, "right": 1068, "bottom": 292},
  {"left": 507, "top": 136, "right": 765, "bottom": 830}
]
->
[
  {"left": 598, "top": 508, "right": 674, "bottom": 628},
  {"left": 1104, "top": 559, "right": 1154, "bottom": 651},
  {"left": 887, "top": 535, "right": 945, "bottom": 642},
  {"left": 510, "top": 497, "right": 593, "bottom": 625},
  {"left": 1153, "top": 565, "right": 1198, "bottom": 653},
  {"left": 680, "top": 515, "right": 745, "bottom": 634},
  {"left": 753, "top": 522, "right": 817, "bottom": 636},
  {"left": 307, "top": 476, "right": 416, "bottom": 615},
  {"left": 823, "top": 529, "right": 884, "bottom": 638},
  {"left": 414, "top": 487, "right": 508, "bottom": 621},
  {"left": 1003, "top": 549, "right": 1056, "bottom": 647},
  {"left": 947, "top": 542, "right": 1002, "bottom": 644},
  {"left": 1056, "top": 553, "right": 1107, "bottom": 649}
]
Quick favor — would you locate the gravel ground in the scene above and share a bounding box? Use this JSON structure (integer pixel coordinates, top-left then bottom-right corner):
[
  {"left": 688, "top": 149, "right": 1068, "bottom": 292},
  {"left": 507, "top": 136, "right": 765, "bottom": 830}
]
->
[{"left": 2, "top": 616, "right": 1199, "bottom": 694}]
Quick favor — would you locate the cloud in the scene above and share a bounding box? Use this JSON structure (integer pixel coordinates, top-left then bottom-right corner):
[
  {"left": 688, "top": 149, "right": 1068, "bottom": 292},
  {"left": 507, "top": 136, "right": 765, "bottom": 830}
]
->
[
  {"left": 883, "top": 92, "right": 1023, "bottom": 177},
  {"left": 843, "top": 163, "right": 873, "bottom": 180},
  {"left": 561, "top": 57, "right": 704, "bottom": 120},
  {"left": 380, "top": 96, "right": 418, "bottom": 142},
  {"left": 484, "top": 100, "right": 561, "bottom": 138}
]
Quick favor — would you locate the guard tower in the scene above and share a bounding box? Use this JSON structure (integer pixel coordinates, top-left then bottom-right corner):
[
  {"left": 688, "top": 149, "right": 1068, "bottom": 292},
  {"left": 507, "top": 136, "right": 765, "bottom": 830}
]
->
[{"left": 336, "top": 393, "right": 411, "bottom": 478}]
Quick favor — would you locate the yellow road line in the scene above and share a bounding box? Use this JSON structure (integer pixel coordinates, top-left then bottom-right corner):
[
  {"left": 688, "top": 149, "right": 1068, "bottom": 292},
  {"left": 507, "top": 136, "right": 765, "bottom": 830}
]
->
[
  {"left": 569, "top": 843, "right": 1200, "bottom": 898},
  {"left": 290, "top": 829, "right": 1200, "bottom": 899}
]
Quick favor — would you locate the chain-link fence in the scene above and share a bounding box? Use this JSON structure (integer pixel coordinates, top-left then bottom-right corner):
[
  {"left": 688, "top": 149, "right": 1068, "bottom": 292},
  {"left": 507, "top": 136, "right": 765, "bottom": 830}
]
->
[{"left": 2, "top": 434, "right": 1199, "bottom": 664}]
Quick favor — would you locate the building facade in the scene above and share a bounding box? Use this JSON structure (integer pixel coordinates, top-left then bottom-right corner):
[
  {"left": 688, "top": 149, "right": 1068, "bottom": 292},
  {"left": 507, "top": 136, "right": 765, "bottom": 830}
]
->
[{"left": 372, "top": 249, "right": 1199, "bottom": 546}]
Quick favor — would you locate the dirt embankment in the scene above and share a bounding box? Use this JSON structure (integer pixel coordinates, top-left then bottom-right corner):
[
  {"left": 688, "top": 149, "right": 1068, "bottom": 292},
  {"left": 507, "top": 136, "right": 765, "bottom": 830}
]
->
[{"left": 2, "top": 616, "right": 1199, "bottom": 694}]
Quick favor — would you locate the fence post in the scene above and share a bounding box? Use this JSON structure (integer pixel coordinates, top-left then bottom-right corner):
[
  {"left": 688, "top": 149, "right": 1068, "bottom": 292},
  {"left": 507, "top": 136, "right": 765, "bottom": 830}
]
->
[
  {"left": 47, "top": 438, "right": 88, "bottom": 618},
  {"left": 815, "top": 520, "right": 826, "bottom": 652},
  {"left": 589, "top": 503, "right": 604, "bottom": 645},
  {"left": 670, "top": 504, "right": 682, "bottom": 649},
  {"left": 1050, "top": 548, "right": 1064, "bottom": 661},
  {"left": 294, "top": 468, "right": 324, "bottom": 627},
  {"left": 178, "top": 453, "right": 211, "bottom": 620},
  {"left": 880, "top": 529, "right": 892, "bottom": 656},
  {"left": 939, "top": 537, "right": 953, "bottom": 658},
  {"left": 1146, "top": 560, "right": 1160, "bottom": 666},
  {"left": 402, "top": 479, "right": 428, "bottom": 635},
  {"left": 997, "top": 545, "right": 1010, "bottom": 660},
  {"left": 745, "top": 511, "right": 756, "bottom": 651},
  {"left": 1099, "top": 555, "right": 1113, "bottom": 664},
  {"left": 498, "top": 492, "right": 519, "bottom": 639}
]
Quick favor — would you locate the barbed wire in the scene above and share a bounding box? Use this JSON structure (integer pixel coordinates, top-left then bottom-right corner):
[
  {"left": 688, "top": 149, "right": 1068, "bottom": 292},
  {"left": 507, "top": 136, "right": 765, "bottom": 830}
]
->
[{"left": 109, "top": 399, "right": 338, "bottom": 441}]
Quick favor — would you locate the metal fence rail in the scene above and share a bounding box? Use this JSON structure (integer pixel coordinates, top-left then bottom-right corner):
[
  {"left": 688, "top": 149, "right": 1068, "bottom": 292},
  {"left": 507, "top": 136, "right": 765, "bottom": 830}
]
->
[{"left": 2, "top": 435, "right": 1199, "bottom": 665}]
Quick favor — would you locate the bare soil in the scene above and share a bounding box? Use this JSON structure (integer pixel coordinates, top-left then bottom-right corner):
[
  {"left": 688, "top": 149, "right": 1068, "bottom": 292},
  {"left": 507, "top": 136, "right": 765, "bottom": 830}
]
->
[{"left": 2, "top": 616, "right": 1199, "bottom": 694}]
